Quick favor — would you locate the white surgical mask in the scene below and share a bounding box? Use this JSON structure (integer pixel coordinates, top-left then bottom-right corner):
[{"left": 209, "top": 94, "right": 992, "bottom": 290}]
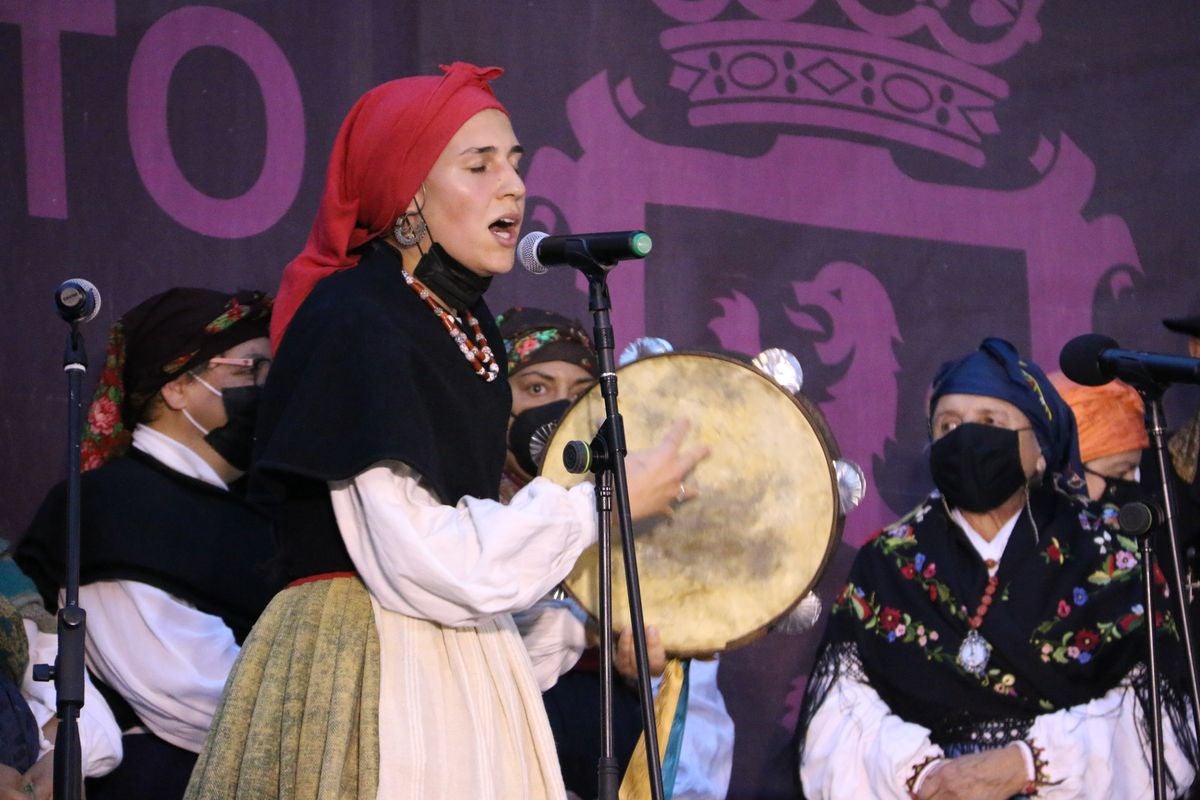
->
[{"left": 181, "top": 372, "right": 223, "bottom": 436}]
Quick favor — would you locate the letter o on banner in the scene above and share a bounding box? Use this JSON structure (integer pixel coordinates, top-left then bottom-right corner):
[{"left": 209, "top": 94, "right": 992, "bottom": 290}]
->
[{"left": 128, "top": 6, "right": 304, "bottom": 238}]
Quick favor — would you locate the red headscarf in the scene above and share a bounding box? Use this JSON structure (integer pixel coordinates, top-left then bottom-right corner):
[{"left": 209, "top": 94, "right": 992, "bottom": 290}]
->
[{"left": 270, "top": 62, "right": 508, "bottom": 348}]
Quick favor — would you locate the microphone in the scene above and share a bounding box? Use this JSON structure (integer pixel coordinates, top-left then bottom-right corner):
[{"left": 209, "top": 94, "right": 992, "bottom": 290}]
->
[
  {"left": 1059, "top": 333, "right": 1200, "bottom": 387},
  {"left": 54, "top": 279, "right": 101, "bottom": 324},
  {"left": 1117, "top": 500, "right": 1166, "bottom": 536},
  {"left": 518, "top": 230, "right": 652, "bottom": 274}
]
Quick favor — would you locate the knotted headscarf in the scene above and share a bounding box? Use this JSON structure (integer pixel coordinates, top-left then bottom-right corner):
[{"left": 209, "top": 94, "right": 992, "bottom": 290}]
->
[
  {"left": 271, "top": 62, "right": 508, "bottom": 348},
  {"left": 496, "top": 306, "right": 599, "bottom": 378},
  {"left": 930, "top": 337, "right": 1084, "bottom": 492},
  {"left": 1048, "top": 373, "right": 1147, "bottom": 464},
  {"left": 81, "top": 288, "right": 272, "bottom": 470}
]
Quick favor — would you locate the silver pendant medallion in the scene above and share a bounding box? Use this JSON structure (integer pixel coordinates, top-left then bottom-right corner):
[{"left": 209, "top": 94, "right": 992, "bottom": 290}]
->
[{"left": 957, "top": 629, "right": 991, "bottom": 676}]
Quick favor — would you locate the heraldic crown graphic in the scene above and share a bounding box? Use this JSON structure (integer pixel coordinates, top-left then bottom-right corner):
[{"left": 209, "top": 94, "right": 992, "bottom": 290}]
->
[{"left": 655, "top": 0, "right": 1045, "bottom": 166}]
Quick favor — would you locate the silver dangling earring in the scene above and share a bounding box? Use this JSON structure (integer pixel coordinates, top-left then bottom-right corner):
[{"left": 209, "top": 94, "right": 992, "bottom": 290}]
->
[{"left": 394, "top": 213, "right": 427, "bottom": 247}]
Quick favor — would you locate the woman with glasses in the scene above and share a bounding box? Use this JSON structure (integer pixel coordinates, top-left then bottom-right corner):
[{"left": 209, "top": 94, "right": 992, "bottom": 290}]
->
[{"left": 17, "top": 287, "right": 281, "bottom": 800}]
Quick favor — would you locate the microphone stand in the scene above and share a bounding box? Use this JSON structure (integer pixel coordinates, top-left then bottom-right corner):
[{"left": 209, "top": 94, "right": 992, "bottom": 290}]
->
[
  {"left": 32, "top": 322, "right": 88, "bottom": 800},
  {"left": 1119, "top": 503, "right": 1166, "bottom": 799},
  {"left": 559, "top": 242, "right": 664, "bottom": 800},
  {"left": 1123, "top": 379, "right": 1200, "bottom": 797}
]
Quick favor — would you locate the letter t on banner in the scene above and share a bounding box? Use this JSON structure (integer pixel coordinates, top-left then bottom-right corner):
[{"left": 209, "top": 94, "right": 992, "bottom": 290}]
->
[{"left": 0, "top": 0, "right": 117, "bottom": 219}]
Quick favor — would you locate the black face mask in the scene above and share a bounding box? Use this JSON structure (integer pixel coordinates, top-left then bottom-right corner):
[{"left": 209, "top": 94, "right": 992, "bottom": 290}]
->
[
  {"left": 1092, "top": 472, "right": 1144, "bottom": 507},
  {"left": 413, "top": 242, "right": 492, "bottom": 314},
  {"left": 929, "top": 422, "right": 1028, "bottom": 513},
  {"left": 508, "top": 399, "right": 571, "bottom": 477},
  {"left": 204, "top": 384, "right": 261, "bottom": 472}
]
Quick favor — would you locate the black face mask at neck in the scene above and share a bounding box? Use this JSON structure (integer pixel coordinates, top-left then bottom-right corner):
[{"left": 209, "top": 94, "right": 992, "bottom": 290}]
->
[
  {"left": 413, "top": 242, "right": 492, "bottom": 314},
  {"left": 929, "top": 422, "right": 1028, "bottom": 513},
  {"left": 204, "top": 384, "right": 261, "bottom": 472}
]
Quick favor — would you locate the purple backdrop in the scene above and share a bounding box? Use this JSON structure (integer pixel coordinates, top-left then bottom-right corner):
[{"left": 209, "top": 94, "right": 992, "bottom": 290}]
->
[{"left": 3, "top": 2, "right": 1199, "bottom": 796}]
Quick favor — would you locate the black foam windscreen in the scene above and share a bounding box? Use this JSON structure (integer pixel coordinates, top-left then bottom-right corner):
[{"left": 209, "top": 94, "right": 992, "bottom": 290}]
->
[{"left": 1059, "top": 332, "right": 1119, "bottom": 386}]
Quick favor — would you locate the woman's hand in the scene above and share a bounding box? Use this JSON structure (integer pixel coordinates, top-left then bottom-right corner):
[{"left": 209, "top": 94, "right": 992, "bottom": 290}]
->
[
  {"left": 21, "top": 751, "right": 53, "bottom": 800},
  {"left": 624, "top": 420, "right": 708, "bottom": 521},
  {"left": 0, "top": 764, "right": 27, "bottom": 799},
  {"left": 615, "top": 625, "right": 666, "bottom": 681},
  {"left": 915, "top": 744, "right": 1028, "bottom": 800}
]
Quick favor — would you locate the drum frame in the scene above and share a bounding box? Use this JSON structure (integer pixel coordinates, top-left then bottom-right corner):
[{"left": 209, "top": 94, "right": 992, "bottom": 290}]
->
[{"left": 542, "top": 351, "right": 845, "bottom": 656}]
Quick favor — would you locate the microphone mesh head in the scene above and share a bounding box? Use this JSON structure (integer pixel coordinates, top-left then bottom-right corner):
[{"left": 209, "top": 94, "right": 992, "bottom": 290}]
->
[
  {"left": 518, "top": 231, "right": 548, "bottom": 275},
  {"left": 76, "top": 279, "right": 101, "bottom": 322},
  {"left": 1117, "top": 502, "right": 1154, "bottom": 535},
  {"left": 1059, "top": 332, "right": 1118, "bottom": 386},
  {"left": 59, "top": 278, "right": 102, "bottom": 323}
]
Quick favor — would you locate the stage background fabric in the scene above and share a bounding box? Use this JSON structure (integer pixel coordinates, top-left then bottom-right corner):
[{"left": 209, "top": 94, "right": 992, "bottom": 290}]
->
[{"left": 2, "top": 2, "right": 1198, "bottom": 796}]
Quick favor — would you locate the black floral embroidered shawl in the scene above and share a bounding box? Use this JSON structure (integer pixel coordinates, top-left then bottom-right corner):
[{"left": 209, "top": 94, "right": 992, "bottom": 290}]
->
[{"left": 800, "top": 484, "right": 1196, "bottom": 764}]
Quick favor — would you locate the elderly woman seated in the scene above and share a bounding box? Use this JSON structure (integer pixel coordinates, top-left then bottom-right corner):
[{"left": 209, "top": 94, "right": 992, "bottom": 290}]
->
[{"left": 797, "top": 337, "right": 1198, "bottom": 799}]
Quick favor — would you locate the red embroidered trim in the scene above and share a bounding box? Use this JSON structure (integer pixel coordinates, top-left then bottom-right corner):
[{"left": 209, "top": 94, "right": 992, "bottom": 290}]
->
[{"left": 905, "top": 754, "right": 943, "bottom": 796}]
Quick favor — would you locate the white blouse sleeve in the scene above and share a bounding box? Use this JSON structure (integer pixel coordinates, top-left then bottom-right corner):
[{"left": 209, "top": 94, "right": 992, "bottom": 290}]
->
[
  {"left": 799, "top": 668, "right": 943, "bottom": 800},
  {"left": 1027, "top": 667, "right": 1197, "bottom": 799},
  {"left": 672, "top": 658, "right": 735, "bottom": 800},
  {"left": 76, "top": 580, "right": 239, "bottom": 753},
  {"left": 21, "top": 619, "right": 123, "bottom": 777},
  {"left": 511, "top": 597, "right": 589, "bottom": 691},
  {"left": 329, "top": 462, "right": 597, "bottom": 627}
]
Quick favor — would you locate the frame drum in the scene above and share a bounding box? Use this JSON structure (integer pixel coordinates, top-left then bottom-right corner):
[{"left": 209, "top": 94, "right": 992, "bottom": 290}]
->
[{"left": 541, "top": 352, "right": 842, "bottom": 656}]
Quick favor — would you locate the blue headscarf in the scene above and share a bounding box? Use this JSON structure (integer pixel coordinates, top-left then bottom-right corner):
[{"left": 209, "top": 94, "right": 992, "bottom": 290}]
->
[{"left": 930, "top": 337, "right": 1085, "bottom": 493}]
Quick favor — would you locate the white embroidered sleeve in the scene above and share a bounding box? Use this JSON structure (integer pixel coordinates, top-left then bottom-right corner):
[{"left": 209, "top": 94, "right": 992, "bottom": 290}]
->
[
  {"left": 1026, "top": 667, "right": 1197, "bottom": 799},
  {"left": 799, "top": 669, "right": 943, "bottom": 800},
  {"left": 330, "top": 462, "right": 597, "bottom": 627}
]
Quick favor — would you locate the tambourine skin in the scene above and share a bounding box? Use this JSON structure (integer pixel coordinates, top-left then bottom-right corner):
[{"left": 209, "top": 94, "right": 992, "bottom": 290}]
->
[{"left": 541, "top": 352, "right": 842, "bottom": 656}]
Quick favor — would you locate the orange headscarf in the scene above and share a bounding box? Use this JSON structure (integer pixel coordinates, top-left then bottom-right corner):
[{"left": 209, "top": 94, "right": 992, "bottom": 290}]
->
[
  {"left": 270, "top": 62, "right": 507, "bottom": 349},
  {"left": 1048, "top": 372, "right": 1147, "bottom": 463}
]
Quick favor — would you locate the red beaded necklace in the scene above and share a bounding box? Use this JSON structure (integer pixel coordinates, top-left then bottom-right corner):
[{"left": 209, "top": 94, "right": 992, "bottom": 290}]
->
[
  {"left": 957, "top": 560, "right": 999, "bottom": 676},
  {"left": 952, "top": 495, "right": 1037, "bottom": 678},
  {"left": 402, "top": 270, "right": 500, "bottom": 382}
]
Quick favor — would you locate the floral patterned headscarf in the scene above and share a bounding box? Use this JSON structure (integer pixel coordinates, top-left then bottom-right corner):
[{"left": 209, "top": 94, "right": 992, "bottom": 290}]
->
[
  {"left": 81, "top": 288, "right": 272, "bottom": 470},
  {"left": 496, "top": 306, "right": 598, "bottom": 378}
]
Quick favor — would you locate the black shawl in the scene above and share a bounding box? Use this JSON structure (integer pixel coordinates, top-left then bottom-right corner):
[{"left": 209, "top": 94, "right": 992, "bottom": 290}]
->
[
  {"left": 17, "top": 448, "right": 280, "bottom": 643},
  {"left": 252, "top": 240, "right": 512, "bottom": 580},
  {"left": 799, "top": 485, "right": 1197, "bottom": 777}
]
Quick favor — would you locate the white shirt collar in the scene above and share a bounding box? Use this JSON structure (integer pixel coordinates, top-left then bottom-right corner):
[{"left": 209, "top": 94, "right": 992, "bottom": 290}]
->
[
  {"left": 131, "top": 425, "right": 228, "bottom": 491},
  {"left": 949, "top": 504, "right": 1022, "bottom": 575}
]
